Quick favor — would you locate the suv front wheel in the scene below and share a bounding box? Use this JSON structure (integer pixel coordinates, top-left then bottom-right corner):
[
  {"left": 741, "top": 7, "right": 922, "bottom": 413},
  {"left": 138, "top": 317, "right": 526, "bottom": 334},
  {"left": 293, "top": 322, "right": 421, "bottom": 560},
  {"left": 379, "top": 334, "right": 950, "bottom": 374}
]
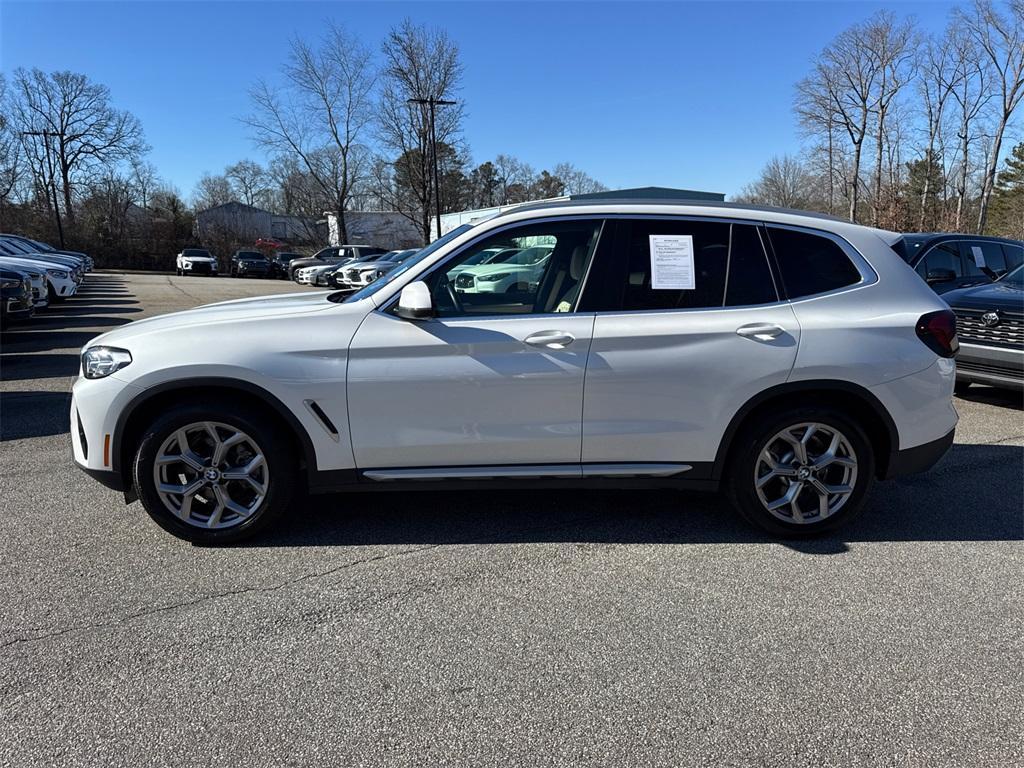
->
[
  {"left": 132, "top": 402, "right": 295, "bottom": 543},
  {"left": 726, "top": 407, "right": 875, "bottom": 536}
]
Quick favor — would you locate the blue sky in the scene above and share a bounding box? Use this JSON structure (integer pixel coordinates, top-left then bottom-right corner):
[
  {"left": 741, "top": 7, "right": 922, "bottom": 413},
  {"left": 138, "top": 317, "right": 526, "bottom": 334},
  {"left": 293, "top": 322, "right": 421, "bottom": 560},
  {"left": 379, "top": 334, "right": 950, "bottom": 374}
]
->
[{"left": 2, "top": 1, "right": 958, "bottom": 200}]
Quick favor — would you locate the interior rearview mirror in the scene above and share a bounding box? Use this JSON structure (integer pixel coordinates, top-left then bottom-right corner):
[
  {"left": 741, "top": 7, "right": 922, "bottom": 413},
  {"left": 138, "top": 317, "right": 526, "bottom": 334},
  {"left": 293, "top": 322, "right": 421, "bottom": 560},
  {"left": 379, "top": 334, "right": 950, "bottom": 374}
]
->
[
  {"left": 395, "top": 281, "right": 434, "bottom": 320},
  {"left": 926, "top": 268, "right": 956, "bottom": 283}
]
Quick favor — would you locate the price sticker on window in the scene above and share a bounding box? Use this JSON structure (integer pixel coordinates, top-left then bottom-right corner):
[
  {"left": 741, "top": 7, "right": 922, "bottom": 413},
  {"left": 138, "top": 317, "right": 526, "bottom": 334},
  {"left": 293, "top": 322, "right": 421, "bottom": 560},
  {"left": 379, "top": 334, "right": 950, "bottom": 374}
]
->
[{"left": 649, "top": 235, "right": 695, "bottom": 290}]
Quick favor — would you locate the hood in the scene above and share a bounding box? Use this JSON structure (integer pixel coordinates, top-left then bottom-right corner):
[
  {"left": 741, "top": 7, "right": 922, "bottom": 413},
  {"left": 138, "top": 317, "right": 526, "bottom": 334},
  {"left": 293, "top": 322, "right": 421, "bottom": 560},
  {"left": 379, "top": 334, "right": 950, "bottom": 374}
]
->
[
  {"left": 87, "top": 290, "right": 337, "bottom": 348},
  {"left": 943, "top": 280, "right": 1023, "bottom": 312},
  {"left": 181, "top": 255, "right": 216, "bottom": 263}
]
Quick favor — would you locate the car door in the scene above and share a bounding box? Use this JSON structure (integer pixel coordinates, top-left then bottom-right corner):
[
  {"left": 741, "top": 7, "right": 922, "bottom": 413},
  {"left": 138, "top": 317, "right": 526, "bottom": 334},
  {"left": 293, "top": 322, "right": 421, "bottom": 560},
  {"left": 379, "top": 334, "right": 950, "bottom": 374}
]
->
[
  {"left": 580, "top": 217, "right": 800, "bottom": 471},
  {"left": 346, "top": 218, "right": 606, "bottom": 471}
]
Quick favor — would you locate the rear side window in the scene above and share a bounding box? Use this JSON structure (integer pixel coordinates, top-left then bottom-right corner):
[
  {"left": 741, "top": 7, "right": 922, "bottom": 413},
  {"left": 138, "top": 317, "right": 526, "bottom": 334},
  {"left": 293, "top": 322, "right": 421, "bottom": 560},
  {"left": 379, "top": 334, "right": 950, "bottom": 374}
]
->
[
  {"left": 962, "top": 241, "right": 1006, "bottom": 276},
  {"left": 767, "top": 227, "right": 862, "bottom": 299},
  {"left": 612, "top": 220, "right": 777, "bottom": 311}
]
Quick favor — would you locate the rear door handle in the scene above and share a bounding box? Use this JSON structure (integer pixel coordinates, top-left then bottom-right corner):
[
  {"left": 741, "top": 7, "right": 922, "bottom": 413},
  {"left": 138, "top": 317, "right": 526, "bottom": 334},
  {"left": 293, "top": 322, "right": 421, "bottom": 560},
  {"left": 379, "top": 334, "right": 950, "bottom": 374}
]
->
[
  {"left": 736, "top": 323, "right": 786, "bottom": 341},
  {"left": 524, "top": 330, "right": 575, "bottom": 349}
]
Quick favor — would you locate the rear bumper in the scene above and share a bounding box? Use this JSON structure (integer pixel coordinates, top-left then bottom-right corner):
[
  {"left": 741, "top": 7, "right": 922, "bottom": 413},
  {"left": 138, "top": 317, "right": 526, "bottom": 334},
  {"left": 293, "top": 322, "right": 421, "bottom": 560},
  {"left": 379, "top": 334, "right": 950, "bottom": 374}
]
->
[{"left": 884, "top": 428, "right": 954, "bottom": 479}]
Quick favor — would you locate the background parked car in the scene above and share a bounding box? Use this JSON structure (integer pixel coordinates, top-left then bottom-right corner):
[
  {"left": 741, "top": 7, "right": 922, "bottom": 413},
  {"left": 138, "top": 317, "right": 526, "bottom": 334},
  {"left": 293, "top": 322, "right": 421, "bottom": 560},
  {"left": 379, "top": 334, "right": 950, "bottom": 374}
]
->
[
  {"left": 0, "top": 247, "right": 78, "bottom": 301},
  {"left": 0, "top": 233, "right": 92, "bottom": 271},
  {"left": 229, "top": 250, "right": 271, "bottom": 278},
  {"left": 0, "top": 237, "right": 86, "bottom": 281},
  {"left": 287, "top": 244, "right": 387, "bottom": 280},
  {"left": 176, "top": 248, "right": 218, "bottom": 276},
  {"left": 268, "top": 252, "right": 303, "bottom": 279},
  {"left": 0, "top": 258, "right": 48, "bottom": 310},
  {"left": 894, "top": 233, "right": 1024, "bottom": 294},
  {"left": 0, "top": 267, "right": 34, "bottom": 325},
  {"left": 943, "top": 263, "right": 1024, "bottom": 394},
  {"left": 328, "top": 249, "right": 420, "bottom": 289}
]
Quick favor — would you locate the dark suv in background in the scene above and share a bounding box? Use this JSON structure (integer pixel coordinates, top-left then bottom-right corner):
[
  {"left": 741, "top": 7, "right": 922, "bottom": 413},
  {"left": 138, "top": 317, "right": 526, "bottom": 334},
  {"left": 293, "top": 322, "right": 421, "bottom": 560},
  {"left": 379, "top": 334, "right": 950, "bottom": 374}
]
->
[
  {"left": 268, "top": 252, "right": 303, "bottom": 279},
  {"left": 229, "top": 250, "right": 271, "bottom": 278},
  {"left": 895, "top": 233, "right": 1024, "bottom": 294}
]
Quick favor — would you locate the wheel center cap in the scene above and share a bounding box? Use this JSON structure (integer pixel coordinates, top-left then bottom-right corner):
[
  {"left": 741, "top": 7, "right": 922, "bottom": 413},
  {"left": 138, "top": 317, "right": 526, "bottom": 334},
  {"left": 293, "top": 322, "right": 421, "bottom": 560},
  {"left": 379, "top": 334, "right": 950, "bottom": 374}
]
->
[
  {"left": 203, "top": 467, "right": 221, "bottom": 483},
  {"left": 797, "top": 466, "right": 812, "bottom": 480}
]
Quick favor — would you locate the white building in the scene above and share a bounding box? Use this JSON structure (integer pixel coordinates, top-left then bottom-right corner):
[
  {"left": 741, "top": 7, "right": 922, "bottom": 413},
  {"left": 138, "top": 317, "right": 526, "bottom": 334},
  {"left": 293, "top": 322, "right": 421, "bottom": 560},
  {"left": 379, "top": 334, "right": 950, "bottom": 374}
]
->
[{"left": 324, "top": 211, "right": 422, "bottom": 249}]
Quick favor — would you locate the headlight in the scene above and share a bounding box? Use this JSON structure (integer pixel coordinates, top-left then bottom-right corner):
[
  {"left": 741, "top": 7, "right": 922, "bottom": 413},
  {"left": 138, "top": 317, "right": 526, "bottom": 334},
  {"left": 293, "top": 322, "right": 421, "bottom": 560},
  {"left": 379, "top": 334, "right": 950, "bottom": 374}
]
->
[
  {"left": 182, "top": 261, "right": 192, "bottom": 268},
  {"left": 81, "top": 346, "right": 132, "bottom": 379},
  {"left": 1, "top": 277, "right": 19, "bottom": 289},
  {"left": 479, "top": 272, "right": 511, "bottom": 282},
  {"left": 46, "top": 268, "right": 69, "bottom": 279}
]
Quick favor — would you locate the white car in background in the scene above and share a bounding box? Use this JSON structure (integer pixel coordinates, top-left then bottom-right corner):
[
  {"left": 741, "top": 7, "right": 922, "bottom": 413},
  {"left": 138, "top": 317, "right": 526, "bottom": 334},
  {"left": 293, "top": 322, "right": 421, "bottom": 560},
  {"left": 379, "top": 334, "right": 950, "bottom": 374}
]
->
[
  {"left": 176, "top": 248, "right": 218, "bottom": 276},
  {"left": 0, "top": 258, "right": 49, "bottom": 309},
  {"left": 295, "top": 264, "right": 334, "bottom": 285},
  {"left": 452, "top": 246, "right": 553, "bottom": 294}
]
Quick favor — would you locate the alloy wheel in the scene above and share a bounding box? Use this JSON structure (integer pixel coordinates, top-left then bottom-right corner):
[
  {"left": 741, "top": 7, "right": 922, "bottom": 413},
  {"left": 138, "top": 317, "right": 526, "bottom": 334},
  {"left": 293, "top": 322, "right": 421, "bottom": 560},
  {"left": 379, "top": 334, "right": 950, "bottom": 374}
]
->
[
  {"left": 754, "top": 422, "right": 858, "bottom": 525},
  {"left": 153, "top": 421, "right": 269, "bottom": 529}
]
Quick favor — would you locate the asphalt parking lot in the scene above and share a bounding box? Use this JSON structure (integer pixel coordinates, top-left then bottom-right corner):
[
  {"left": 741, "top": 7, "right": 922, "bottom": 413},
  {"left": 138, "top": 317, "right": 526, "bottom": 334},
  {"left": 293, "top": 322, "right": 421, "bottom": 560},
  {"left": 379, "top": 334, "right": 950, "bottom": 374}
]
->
[{"left": 1, "top": 272, "right": 1022, "bottom": 767}]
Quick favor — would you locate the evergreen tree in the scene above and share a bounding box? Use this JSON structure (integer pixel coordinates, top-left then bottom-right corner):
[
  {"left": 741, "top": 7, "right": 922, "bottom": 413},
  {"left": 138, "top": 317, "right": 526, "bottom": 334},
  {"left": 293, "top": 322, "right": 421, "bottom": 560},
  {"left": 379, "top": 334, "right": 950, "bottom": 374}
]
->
[{"left": 988, "top": 142, "right": 1024, "bottom": 239}]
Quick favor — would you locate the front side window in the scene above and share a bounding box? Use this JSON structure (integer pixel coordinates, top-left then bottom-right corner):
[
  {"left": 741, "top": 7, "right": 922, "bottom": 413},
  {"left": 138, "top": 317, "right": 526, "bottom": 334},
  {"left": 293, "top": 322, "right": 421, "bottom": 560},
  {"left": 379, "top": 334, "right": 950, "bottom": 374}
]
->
[
  {"left": 421, "top": 219, "right": 603, "bottom": 318},
  {"left": 917, "top": 242, "right": 962, "bottom": 281},
  {"left": 767, "top": 227, "right": 862, "bottom": 299}
]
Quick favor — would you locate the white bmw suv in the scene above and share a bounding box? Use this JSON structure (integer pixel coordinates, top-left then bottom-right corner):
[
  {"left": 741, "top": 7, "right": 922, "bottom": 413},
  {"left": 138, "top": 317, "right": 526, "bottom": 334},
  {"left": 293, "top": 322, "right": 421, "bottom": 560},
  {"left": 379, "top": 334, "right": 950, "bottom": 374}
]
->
[{"left": 73, "top": 202, "right": 958, "bottom": 543}]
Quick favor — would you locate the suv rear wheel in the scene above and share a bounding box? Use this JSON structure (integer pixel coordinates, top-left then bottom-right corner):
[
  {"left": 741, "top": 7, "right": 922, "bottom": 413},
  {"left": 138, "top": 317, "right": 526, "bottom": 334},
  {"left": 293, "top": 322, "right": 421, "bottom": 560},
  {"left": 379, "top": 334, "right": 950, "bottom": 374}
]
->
[
  {"left": 132, "top": 402, "right": 295, "bottom": 543},
  {"left": 726, "top": 406, "right": 875, "bottom": 536}
]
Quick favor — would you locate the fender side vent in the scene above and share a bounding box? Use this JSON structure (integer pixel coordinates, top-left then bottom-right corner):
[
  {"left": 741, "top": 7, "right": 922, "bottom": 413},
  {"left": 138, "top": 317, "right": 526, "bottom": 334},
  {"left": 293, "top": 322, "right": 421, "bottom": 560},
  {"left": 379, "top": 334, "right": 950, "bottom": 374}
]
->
[
  {"left": 77, "top": 411, "right": 89, "bottom": 460},
  {"left": 305, "top": 400, "right": 339, "bottom": 438}
]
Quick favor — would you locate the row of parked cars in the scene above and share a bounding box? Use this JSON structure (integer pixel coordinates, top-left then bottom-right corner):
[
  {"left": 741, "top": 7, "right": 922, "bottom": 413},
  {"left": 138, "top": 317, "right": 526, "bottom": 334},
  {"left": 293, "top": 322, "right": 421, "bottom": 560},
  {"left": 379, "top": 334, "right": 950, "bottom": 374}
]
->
[{"left": 0, "top": 234, "right": 94, "bottom": 326}]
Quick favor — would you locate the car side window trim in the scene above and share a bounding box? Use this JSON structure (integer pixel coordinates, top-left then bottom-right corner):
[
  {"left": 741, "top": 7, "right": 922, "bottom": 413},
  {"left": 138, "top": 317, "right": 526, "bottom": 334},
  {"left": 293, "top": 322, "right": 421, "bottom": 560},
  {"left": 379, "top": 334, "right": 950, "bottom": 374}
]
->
[
  {"left": 379, "top": 215, "right": 609, "bottom": 320},
  {"left": 763, "top": 222, "right": 878, "bottom": 303}
]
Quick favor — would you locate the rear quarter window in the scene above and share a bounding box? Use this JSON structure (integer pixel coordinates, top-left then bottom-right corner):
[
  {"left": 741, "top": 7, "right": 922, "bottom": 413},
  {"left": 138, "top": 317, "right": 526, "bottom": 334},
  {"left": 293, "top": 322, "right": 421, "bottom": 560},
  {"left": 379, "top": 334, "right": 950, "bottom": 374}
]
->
[{"left": 767, "top": 227, "right": 862, "bottom": 299}]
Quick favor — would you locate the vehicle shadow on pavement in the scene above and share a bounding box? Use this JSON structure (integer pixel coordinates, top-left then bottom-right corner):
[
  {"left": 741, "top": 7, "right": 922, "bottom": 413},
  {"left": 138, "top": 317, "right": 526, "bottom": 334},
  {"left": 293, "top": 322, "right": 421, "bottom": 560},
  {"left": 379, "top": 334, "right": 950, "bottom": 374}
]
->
[
  {"left": 0, "top": 391, "right": 72, "bottom": 440},
  {"left": 955, "top": 388, "right": 1023, "bottom": 411},
  {"left": 0, "top": 353, "right": 81, "bottom": 380},
  {"left": 244, "top": 443, "right": 1023, "bottom": 553}
]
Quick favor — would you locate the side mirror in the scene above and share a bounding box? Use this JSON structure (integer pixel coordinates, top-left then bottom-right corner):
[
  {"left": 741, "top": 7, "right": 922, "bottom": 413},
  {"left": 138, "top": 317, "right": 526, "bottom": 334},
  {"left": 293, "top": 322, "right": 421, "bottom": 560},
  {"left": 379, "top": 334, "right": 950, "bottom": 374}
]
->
[
  {"left": 926, "top": 268, "right": 956, "bottom": 283},
  {"left": 395, "top": 281, "right": 434, "bottom": 320}
]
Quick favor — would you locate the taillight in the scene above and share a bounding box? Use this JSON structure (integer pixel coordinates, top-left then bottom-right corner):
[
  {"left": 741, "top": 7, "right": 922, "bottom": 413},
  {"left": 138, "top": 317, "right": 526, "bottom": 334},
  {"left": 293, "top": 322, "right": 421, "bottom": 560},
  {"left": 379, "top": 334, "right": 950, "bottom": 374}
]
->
[{"left": 915, "top": 309, "right": 958, "bottom": 358}]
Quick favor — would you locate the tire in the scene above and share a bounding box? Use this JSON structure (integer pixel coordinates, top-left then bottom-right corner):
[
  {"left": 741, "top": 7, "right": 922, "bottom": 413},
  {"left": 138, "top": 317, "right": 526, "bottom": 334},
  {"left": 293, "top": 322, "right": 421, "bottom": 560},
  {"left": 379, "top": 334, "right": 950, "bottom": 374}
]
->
[
  {"left": 132, "top": 401, "right": 296, "bottom": 544},
  {"left": 954, "top": 380, "right": 972, "bottom": 396},
  {"left": 724, "top": 406, "right": 875, "bottom": 537}
]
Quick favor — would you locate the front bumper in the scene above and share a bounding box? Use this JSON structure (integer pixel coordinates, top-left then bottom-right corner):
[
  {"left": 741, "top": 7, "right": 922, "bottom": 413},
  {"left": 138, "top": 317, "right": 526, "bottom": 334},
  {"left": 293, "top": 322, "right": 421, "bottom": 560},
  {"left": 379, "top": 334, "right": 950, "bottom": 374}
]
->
[
  {"left": 956, "top": 342, "right": 1024, "bottom": 390},
  {"left": 183, "top": 261, "right": 217, "bottom": 274}
]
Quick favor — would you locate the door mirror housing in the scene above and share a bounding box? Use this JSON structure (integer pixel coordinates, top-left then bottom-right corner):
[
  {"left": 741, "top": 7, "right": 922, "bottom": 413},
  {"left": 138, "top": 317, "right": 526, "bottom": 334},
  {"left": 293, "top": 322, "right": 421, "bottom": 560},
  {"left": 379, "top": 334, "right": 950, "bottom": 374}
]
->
[
  {"left": 395, "top": 281, "right": 434, "bottom": 320},
  {"left": 926, "top": 267, "right": 956, "bottom": 283}
]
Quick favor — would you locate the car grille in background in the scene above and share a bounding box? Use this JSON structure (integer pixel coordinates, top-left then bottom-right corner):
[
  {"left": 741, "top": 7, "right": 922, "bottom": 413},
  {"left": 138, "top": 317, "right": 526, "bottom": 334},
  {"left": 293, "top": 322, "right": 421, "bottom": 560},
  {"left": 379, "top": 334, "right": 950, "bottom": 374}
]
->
[
  {"left": 455, "top": 274, "right": 474, "bottom": 289},
  {"left": 345, "top": 269, "right": 359, "bottom": 281},
  {"left": 191, "top": 262, "right": 212, "bottom": 274},
  {"left": 957, "top": 359, "right": 1024, "bottom": 380},
  {"left": 953, "top": 308, "right": 1024, "bottom": 348}
]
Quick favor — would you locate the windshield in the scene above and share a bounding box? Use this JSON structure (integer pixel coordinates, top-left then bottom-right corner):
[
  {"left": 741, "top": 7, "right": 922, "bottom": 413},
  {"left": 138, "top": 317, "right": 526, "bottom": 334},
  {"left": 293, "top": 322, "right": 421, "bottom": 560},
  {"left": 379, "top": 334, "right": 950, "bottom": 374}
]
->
[
  {"left": 340, "top": 224, "right": 476, "bottom": 304},
  {"left": 237, "top": 252, "right": 264, "bottom": 260},
  {"left": 1000, "top": 263, "right": 1023, "bottom": 288},
  {"left": 183, "top": 249, "right": 211, "bottom": 258}
]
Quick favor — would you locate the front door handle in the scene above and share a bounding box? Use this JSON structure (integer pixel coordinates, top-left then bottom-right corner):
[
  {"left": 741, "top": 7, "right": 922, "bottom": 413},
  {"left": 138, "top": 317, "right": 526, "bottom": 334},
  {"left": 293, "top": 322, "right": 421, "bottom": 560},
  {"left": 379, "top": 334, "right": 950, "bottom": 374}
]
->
[
  {"left": 736, "top": 323, "right": 786, "bottom": 341},
  {"left": 524, "top": 330, "right": 575, "bottom": 349}
]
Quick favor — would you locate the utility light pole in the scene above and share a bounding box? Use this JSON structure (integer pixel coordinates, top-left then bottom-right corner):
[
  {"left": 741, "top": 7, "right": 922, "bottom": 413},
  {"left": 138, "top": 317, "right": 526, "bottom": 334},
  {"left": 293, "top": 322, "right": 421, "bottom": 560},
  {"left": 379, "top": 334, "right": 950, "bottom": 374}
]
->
[
  {"left": 407, "top": 97, "right": 456, "bottom": 241},
  {"left": 21, "top": 130, "right": 66, "bottom": 248}
]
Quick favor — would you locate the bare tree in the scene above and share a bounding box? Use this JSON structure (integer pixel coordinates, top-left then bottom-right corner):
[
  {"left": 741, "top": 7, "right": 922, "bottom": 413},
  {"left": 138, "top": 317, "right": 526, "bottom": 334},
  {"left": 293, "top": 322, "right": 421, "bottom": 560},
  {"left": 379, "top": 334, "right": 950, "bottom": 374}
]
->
[
  {"left": 0, "top": 74, "right": 23, "bottom": 218},
  {"left": 959, "top": 0, "right": 1024, "bottom": 232},
  {"left": 225, "top": 159, "right": 269, "bottom": 208},
  {"left": 734, "top": 155, "right": 816, "bottom": 209},
  {"left": 493, "top": 154, "right": 535, "bottom": 203},
  {"left": 378, "top": 19, "right": 464, "bottom": 243},
  {"left": 797, "top": 19, "right": 884, "bottom": 223},
  {"left": 192, "top": 173, "right": 233, "bottom": 210},
  {"left": 245, "top": 23, "right": 375, "bottom": 244},
  {"left": 917, "top": 32, "right": 959, "bottom": 229},
  {"left": 947, "top": 25, "right": 991, "bottom": 230},
  {"left": 864, "top": 12, "right": 917, "bottom": 227},
  {"left": 10, "top": 68, "right": 146, "bottom": 227},
  {"left": 553, "top": 162, "right": 607, "bottom": 195}
]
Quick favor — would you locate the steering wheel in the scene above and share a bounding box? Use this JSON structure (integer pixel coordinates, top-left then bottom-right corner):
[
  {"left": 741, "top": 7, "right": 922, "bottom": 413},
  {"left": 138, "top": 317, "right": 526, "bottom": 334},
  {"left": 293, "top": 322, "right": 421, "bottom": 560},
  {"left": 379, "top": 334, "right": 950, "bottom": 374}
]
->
[{"left": 440, "top": 275, "right": 463, "bottom": 314}]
